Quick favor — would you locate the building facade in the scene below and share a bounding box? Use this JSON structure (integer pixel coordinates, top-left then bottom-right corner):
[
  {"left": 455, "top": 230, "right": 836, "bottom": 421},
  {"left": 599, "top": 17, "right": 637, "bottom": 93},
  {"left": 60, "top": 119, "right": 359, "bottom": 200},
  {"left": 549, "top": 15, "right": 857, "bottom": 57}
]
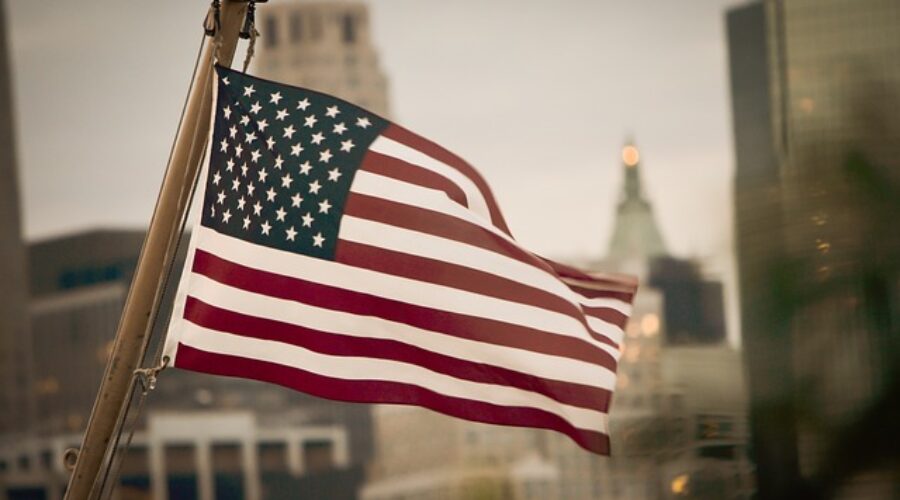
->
[
  {"left": 0, "top": 0, "right": 34, "bottom": 436},
  {"left": 254, "top": 1, "right": 390, "bottom": 118},
  {"left": 1, "top": 411, "right": 355, "bottom": 500},
  {"left": 727, "top": 0, "right": 900, "bottom": 497}
]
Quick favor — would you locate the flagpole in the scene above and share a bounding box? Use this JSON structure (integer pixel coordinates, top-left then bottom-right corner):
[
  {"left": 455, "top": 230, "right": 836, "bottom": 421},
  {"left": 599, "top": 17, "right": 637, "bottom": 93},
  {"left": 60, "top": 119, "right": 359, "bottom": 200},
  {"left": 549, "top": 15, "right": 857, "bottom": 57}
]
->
[{"left": 64, "top": 2, "right": 248, "bottom": 498}]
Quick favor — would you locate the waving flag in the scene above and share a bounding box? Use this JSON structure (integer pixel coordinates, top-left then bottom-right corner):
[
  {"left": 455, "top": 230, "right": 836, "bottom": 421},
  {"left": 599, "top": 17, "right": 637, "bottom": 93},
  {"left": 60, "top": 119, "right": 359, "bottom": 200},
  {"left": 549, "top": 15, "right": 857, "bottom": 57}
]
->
[{"left": 164, "top": 65, "right": 637, "bottom": 454}]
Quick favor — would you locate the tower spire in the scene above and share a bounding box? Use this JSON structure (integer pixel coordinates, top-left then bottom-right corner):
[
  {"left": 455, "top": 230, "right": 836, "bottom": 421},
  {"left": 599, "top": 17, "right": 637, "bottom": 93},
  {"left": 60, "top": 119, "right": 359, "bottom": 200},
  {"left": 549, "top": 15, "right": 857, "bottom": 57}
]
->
[{"left": 606, "top": 138, "right": 668, "bottom": 267}]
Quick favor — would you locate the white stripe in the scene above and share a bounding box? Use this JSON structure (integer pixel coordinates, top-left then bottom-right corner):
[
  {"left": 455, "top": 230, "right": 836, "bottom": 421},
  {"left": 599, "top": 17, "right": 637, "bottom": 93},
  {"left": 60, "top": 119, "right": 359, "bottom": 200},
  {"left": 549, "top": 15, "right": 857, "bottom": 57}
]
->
[
  {"left": 192, "top": 226, "right": 620, "bottom": 359},
  {"left": 349, "top": 171, "right": 634, "bottom": 317},
  {"left": 369, "top": 136, "right": 493, "bottom": 223},
  {"left": 587, "top": 317, "right": 624, "bottom": 345},
  {"left": 186, "top": 273, "right": 617, "bottom": 389},
  {"left": 178, "top": 322, "right": 609, "bottom": 433}
]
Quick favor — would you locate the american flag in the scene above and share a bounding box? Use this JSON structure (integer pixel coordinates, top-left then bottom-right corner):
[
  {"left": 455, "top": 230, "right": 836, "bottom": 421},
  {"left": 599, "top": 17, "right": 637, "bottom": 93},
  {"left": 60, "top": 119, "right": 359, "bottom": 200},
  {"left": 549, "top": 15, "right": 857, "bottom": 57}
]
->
[{"left": 164, "top": 65, "right": 637, "bottom": 454}]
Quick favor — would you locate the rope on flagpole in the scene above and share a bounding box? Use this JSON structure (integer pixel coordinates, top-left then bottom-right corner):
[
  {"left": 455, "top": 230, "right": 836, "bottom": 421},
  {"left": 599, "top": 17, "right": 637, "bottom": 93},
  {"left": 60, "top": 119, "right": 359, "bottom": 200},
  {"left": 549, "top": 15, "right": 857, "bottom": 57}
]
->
[{"left": 240, "top": 0, "right": 259, "bottom": 73}]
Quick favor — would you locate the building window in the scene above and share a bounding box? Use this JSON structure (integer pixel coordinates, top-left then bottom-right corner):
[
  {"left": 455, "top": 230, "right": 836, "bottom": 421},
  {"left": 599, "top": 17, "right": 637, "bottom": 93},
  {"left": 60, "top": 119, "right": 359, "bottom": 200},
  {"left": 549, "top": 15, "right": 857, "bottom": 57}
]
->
[
  {"left": 264, "top": 16, "right": 278, "bottom": 48},
  {"left": 341, "top": 14, "right": 356, "bottom": 44},
  {"left": 290, "top": 13, "right": 303, "bottom": 42}
]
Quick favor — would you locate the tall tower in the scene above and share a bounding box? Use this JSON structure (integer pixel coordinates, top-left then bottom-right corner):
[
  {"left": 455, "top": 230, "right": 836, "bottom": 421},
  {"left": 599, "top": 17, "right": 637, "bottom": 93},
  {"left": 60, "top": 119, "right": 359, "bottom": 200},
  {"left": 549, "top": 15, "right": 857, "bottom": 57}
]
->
[
  {"left": 0, "top": 0, "right": 33, "bottom": 434},
  {"left": 606, "top": 140, "right": 668, "bottom": 275},
  {"left": 728, "top": 0, "right": 900, "bottom": 496},
  {"left": 254, "top": 1, "right": 390, "bottom": 117}
]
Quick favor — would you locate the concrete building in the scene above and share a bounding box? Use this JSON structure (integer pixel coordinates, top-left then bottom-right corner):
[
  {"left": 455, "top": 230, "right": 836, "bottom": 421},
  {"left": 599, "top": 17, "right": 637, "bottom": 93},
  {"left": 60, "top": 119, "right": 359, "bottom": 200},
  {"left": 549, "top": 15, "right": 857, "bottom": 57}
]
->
[
  {"left": 727, "top": 1, "right": 900, "bottom": 497},
  {"left": 254, "top": 1, "right": 390, "bottom": 117},
  {"left": 0, "top": 410, "right": 356, "bottom": 500},
  {"left": 0, "top": 0, "right": 34, "bottom": 436}
]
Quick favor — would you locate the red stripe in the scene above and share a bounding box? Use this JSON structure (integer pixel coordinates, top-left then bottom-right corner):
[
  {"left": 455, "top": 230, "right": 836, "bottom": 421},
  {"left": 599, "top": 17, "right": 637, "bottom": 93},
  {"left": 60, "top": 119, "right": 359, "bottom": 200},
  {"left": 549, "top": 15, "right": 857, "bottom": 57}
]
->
[
  {"left": 175, "top": 343, "right": 611, "bottom": 454},
  {"left": 360, "top": 150, "right": 468, "bottom": 207},
  {"left": 583, "top": 306, "right": 630, "bottom": 330},
  {"left": 381, "top": 124, "right": 512, "bottom": 235},
  {"left": 184, "top": 296, "right": 612, "bottom": 412},
  {"left": 335, "top": 240, "right": 619, "bottom": 348},
  {"left": 192, "top": 249, "right": 618, "bottom": 372},
  {"left": 567, "top": 284, "right": 635, "bottom": 303}
]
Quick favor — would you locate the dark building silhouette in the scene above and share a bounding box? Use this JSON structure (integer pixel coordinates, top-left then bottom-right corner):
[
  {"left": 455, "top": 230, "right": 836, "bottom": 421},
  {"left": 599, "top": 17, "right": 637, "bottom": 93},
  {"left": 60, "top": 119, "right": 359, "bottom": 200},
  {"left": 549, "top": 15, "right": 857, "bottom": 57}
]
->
[
  {"left": 727, "top": 0, "right": 900, "bottom": 497},
  {"left": 0, "top": 0, "right": 33, "bottom": 435},
  {"left": 648, "top": 257, "right": 726, "bottom": 346}
]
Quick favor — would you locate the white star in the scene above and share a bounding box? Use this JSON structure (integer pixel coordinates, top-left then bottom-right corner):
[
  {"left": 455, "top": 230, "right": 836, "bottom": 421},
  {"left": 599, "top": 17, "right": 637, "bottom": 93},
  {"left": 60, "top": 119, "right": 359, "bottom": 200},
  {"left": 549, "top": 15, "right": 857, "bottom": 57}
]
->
[
  {"left": 327, "top": 168, "right": 342, "bottom": 182},
  {"left": 237, "top": 196, "right": 246, "bottom": 210},
  {"left": 257, "top": 168, "right": 268, "bottom": 183},
  {"left": 312, "top": 232, "right": 325, "bottom": 247},
  {"left": 222, "top": 209, "right": 232, "bottom": 223},
  {"left": 297, "top": 98, "right": 311, "bottom": 110},
  {"left": 319, "top": 149, "right": 333, "bottom": 163},
  {"left": 283, "top": 124, "right": 296, "bottom": 139},
  {"left": 234, "top": 144, "right": 244, "bottom": 157},
  {"left": 310, "top": 132, "right": 325, "bottom": 145},
  {"left": 266, "top": 136, "right": 276, "bottom": 150},
  {"left": 245, "top": 131, "right": 257, "bottom": 144},
  {"left": 210, "top": 205, "right": 216, "bottom": 217},
  {"left": 253, "top": 201, "right": 263, "bottom": 215},
  {"left": 240, "top": 163, "right": 248, "bottom": 177},
  {"left": 318, "top": 199, "right": 332, "bottom": 214},
  {"left": 216, "top": 191, "right": 226, "bottom": 204},
  {"left": 356, "top": 117, "right": 371, "bottom": 129},
  {"left": 325, "top": 105, "right": 340, "bottom": 118},
  {"left": 281, "top": 173, "right": 293, "bottom": 188},
  {"left": 270, "top": 92, "right": 283, "bottom": 105},
  {"left": 246, "top": 182, "right": 256, "bottom": 196},
  {"left": 226, "top": 159, "right": 235, "bottom": 172},
  {"left": 291, "top": 193, "right": 303, "bottom": 207},
  {"left": 250, "top": 101, "right": 262, "bottom": 114},
  {"left": 299, "top": 161, "right": 312, "bottom": 175},
  {"left": 213, "top": 171, "right": 222, "bottom": 185},
  {"left": 222, "top": 76, "right": 230, "bottom": 85},
  {"left": 309, "top": 180, "right": 322, "bottom": 194},
  {"left": 261, "top": 220, "right": 271, "bottom": 235},
  {"left": 243, "top": 84, "right": 255, "bottom": 97},
  {"left": 274, "top": 156, "right": 284, "bottom": 169},
  {"left": 240, "top": 115, "right": 250, "bottom": 126},
  {"left": 340, "top": 139, "right": 355, "bottom": 152},
  {"left": 242, "top": 216, "right": 251, "bottom": 230},
  {"left": 301, "top": 213, "right": 314, "bottom": 227},
  {"left": 275, "top": 206, "right": 287, "bottom": 222},
  {"left": 285, "top": 226, "right": 298, "bottom": 241},
  {"left": 231, "top": 178, "right": 241, "bottom": 191},
  {"left": 223, "top": 106, "right": 232, "bottom": 119},
  {"left": 257, "top": 119, "right": 269, "bottom": 132},
  {"left": 229, "top": 125, "right": 238, "bottom": 138},
  {"left": 275, "top": 108, "right": 289, "bottom": 121},
  {"left": 266, "top": 187, "right": 277, "bottom": 202},
  {"left": 219, "top": 138, "right": 228, "bottom": 152},
  {"left": 291, "top": 143, "right": 304, "bottom": 156},
  {"left": 304, "top": 114, "right": 318, "bottom": 128},
  {"left": 250, "top": 150, "right": 261, "bottom": 163},
  {"left": 332, "top": 122, "right": 347, "bottom": 135}
]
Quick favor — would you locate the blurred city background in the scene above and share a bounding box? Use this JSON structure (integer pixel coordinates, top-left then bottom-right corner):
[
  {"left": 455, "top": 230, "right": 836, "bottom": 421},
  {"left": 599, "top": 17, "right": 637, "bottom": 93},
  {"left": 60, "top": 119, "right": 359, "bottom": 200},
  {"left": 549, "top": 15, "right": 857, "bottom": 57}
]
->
[{"left": 0, "top": 0, "right": 898, "bottom": 499}]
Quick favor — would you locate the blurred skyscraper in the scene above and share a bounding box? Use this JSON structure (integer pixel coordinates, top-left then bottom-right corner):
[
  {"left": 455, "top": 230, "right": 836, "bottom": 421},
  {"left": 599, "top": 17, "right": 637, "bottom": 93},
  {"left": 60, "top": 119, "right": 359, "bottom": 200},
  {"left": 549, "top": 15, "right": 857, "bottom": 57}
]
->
[
  {"left": 0, "top": 0, "right": 34, "bottom": 435},
  {"left": 255, "top": 0, "right": 390, "bottom": 117},
  {"left": 728, "top": 0, "right": 900, "bottom": 497}
]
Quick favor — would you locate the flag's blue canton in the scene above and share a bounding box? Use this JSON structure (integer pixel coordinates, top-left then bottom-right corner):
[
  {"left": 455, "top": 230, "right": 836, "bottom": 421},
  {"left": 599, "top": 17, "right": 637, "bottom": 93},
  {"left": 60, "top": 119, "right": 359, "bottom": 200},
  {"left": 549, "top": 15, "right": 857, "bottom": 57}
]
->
[{"left": 202, "top": 66, "right": 388, "bottom": 260}]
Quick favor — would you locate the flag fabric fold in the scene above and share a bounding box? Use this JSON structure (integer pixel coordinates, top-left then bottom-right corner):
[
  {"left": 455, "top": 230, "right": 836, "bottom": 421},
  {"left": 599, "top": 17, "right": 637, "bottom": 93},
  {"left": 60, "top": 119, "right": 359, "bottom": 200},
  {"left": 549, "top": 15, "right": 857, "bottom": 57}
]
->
[{"left": 163, "top": 65, "right": 637, "bottom": 454}]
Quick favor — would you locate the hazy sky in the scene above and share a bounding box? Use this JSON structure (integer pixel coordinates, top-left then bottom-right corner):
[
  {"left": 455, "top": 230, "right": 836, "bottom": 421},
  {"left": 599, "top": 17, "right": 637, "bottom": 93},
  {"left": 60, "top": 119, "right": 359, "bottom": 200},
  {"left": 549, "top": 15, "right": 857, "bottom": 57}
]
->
[{"left": 6, "top": 0, "right": 744, "bottom": 340}]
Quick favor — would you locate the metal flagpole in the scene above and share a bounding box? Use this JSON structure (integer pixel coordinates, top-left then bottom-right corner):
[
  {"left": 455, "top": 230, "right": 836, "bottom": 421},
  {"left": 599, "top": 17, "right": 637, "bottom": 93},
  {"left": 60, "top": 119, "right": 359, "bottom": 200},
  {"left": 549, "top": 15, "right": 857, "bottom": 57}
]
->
[{"left": 64, "top": 2, "right": 249, "bottom": 498}]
